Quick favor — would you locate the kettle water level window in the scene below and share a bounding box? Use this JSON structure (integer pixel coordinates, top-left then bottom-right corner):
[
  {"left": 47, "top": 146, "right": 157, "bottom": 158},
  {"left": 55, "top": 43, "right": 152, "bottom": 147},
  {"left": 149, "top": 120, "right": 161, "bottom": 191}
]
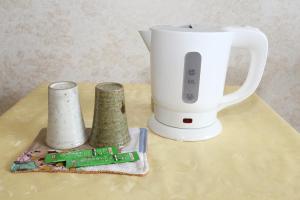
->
[{"left": 182, "top": 52, "right": 201, "bottom": 103}]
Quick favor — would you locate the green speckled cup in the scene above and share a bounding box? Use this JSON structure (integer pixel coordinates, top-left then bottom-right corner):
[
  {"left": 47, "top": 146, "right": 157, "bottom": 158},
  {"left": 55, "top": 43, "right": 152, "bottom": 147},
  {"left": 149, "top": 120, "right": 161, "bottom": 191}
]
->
[{"left": 89, "top": 82, "right": 130, "bottom": 147}]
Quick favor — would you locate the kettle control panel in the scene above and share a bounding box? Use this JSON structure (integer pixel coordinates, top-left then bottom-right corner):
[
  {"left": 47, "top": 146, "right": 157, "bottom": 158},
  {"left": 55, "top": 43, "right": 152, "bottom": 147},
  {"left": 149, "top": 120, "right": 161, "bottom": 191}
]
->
[{"left": 182, "top": 52, "right": 201, "bottom": 104}]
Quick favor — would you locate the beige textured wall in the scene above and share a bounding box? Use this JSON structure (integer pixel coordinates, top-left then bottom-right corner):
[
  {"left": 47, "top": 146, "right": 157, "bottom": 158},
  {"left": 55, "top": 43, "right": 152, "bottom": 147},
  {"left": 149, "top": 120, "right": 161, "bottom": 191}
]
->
[{"left": 0, "top": 0, "right": 299, "bottom": 131}]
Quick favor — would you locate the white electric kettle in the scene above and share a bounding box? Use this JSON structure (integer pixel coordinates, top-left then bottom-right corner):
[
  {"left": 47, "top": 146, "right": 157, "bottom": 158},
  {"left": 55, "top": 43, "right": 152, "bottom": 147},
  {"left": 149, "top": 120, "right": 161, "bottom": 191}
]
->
[{"left": 139, "top": 25, "right": 268, "bottom": 141}]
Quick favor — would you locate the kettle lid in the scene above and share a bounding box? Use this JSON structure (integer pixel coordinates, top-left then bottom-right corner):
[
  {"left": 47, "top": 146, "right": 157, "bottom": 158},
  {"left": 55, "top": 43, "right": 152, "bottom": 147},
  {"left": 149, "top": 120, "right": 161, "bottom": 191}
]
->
[{"left": 151, "top": 24, "right": 224, "bottom": 33}]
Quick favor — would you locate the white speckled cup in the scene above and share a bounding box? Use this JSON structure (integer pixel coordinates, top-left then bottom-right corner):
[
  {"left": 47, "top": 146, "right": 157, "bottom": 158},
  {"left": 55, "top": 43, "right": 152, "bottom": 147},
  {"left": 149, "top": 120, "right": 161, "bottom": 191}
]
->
[{"left": 46, "top": 81, "right": 88, "bottom": 149}]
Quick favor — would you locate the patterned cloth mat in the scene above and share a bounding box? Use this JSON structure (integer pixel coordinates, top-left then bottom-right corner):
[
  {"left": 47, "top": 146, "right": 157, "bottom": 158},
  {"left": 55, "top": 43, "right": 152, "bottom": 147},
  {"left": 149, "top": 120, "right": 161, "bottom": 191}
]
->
[{"left": 11, "top": 128, "right": 149, "bottom": 176}]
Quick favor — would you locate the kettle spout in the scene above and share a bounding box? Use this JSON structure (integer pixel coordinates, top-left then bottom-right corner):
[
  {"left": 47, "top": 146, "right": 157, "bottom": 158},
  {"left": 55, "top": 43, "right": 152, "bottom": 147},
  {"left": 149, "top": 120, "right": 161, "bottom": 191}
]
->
[{"left": 138, "top": 30, "right": 151, "bottom": 51}]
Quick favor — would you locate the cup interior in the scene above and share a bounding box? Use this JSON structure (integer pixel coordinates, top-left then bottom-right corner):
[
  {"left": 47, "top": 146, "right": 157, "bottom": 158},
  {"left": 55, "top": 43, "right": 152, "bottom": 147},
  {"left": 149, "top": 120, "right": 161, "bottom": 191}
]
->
[
  {"left": 96, "top": 82, "right": 123, "bottom": 92},
  {"left": 49, "top": 81, "right": 77, "bottom": 90}
]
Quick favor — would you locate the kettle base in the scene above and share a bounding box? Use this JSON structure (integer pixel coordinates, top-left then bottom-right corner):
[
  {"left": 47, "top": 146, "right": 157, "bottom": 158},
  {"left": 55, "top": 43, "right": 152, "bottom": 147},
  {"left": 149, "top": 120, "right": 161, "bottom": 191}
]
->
[{"left": 148, "top": 115, "right": 222, "bottom": 141}]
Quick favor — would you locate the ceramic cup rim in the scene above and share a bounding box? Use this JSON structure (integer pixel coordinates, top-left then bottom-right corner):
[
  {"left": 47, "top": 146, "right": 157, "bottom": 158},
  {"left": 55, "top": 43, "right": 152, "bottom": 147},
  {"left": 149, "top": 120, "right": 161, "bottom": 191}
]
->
[
  {"left": 95, "top": 82, "right": 124, "bottom": 92},
  {"left": 48, "top": 81, "right": 77, "bottom": 90}
]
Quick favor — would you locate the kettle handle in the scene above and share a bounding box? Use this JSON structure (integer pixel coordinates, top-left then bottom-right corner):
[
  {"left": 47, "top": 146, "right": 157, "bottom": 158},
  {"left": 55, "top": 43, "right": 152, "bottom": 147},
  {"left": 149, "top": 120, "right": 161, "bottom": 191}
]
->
[{"left": 218, "top": 26, "right": 268, "bottom": 111}]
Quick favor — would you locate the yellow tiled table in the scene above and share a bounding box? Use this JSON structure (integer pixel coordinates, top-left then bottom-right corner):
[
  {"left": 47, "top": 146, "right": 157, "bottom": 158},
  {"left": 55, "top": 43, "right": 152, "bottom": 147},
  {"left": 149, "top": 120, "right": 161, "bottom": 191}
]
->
[{"left": 0, "top": 84, "right": 299, "bottom": 200}]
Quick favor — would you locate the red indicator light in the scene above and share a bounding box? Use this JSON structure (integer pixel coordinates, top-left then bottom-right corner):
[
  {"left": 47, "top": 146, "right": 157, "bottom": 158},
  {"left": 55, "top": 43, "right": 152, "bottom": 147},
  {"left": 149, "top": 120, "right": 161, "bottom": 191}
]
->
[{"left": 183, "top": 118, "right": 193, "bottom": 123}]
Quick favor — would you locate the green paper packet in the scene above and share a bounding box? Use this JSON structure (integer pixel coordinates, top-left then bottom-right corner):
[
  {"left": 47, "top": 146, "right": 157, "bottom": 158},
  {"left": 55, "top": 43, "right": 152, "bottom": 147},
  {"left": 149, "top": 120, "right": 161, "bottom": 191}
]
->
[{"left": 44, "top": 146, "right": 139, "bottom": 168}]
